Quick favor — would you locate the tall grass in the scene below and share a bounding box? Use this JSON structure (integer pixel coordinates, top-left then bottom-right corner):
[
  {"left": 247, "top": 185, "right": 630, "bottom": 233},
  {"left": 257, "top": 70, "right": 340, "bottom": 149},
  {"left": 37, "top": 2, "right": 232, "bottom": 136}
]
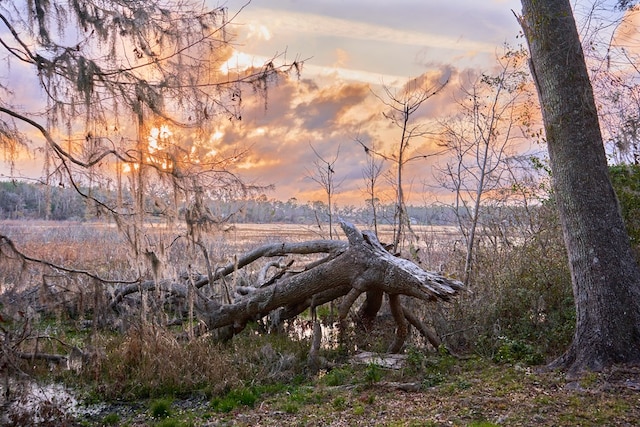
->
[{"left": 68, "top": 321, "right": 308, "bottom": 400}]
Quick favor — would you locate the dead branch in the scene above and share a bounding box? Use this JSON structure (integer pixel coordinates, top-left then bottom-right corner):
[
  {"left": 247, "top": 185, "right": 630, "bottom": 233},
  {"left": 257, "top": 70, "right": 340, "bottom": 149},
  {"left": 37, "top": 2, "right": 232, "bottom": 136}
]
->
[
  {"left": 0, "top": 233, "right": 137, "bottom": 285},
  {"left": 109, "top": 239, "right": 347, "bottom": 309},
  {"left": 200, "top": 221, "right": 462, "bottom": 351}
]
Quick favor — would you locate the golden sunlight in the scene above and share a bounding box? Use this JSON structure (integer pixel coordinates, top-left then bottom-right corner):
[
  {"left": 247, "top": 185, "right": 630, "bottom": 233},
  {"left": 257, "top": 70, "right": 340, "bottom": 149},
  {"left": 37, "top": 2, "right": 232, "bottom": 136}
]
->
[
  {"left": 147, "top": 124, "right": 173, "bottom": 154},
  {"left": 220, "top": 51, "right": 259, "bottom": 72}
]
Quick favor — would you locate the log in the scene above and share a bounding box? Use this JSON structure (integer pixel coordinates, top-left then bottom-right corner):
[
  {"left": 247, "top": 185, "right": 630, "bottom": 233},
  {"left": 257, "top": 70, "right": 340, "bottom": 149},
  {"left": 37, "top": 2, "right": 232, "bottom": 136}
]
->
[
  {"left": 110, "top": 220, "right": 464, "bottom": 353},
  {"left": 109, "top": 240, "right": 347, "bottom": 310},
  {"left": 196, "top": 220, "right": 463, "bottom": 351}
]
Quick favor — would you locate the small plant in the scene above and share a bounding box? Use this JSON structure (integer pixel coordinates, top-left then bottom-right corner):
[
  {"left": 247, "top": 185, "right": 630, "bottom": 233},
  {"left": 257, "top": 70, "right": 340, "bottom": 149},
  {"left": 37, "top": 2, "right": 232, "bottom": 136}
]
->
[
  {"left": 332, "top": 396, "right": 347, "bottom": 410},
  {"left": 102, "top": 413, "right": 120, "bottom": 425},
  {"left": 580, "top": 371, "right": 600, "bottom": 388},
  {"left": 493, "top": 336, "right": 544, "bottom": 366},
  {"left": 322, "top": 367, "right": 350, "bottom": 386},
  {"left": 364, "top": 363, "right": 383, "bottom": 385},
  {"left": 210, "top": 387, "right": 259, "bottom": 413},
  {"left": 422, "top": 372, "right": 445, "bottom": 388},
  {"left": 210, "top": 396, "right": 237, "bottom": 413},
  {"left": 406, "top": 346, "right": 426, "bottom": 373},
  {"left": 353, "top": 404, "right": 365, "bottom": 415},
  {"left": 150, "top": 398, "right": 172, "bottom": 419},
  {"left": 282, "top": 401, "right": 300, "bottom": 414}
]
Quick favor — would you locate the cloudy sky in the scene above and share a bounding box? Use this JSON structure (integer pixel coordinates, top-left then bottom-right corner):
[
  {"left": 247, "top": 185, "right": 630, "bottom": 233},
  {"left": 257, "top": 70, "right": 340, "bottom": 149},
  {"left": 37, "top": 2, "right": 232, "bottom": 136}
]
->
[
  {"left": 207, "top": 0, "right": 525, "bottom": 205},
  {"left": 1, "top": 0, "right": 532, "bottom": 206}
]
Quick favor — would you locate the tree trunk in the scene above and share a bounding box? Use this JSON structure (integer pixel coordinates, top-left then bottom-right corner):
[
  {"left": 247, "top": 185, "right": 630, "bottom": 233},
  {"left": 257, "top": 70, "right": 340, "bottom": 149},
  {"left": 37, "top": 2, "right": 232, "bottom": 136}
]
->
[
  {"left": 519, "top": 0, "right": 640, "bottom": 375},
  {"left": 198, "top": 222, "right": 462, "bottom": 333}
]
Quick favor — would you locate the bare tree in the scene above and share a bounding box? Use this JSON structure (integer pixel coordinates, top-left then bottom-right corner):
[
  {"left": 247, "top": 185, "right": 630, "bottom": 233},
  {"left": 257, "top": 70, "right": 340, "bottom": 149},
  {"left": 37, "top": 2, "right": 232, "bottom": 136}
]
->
[
  {"left": 360, "top": 76, "right": 448, "bottom": 252},
  {"left": 436, "top": 47, "right": 533, "bottom": 285},
  {"left": 306, "top": 143, "right": 342, "bottom": 239},
  {"left": 574, "top": 1, "right": 640, "bottom": 164},
  {"left": 357, "top": 137, "right": 386, "bottom": 236}
]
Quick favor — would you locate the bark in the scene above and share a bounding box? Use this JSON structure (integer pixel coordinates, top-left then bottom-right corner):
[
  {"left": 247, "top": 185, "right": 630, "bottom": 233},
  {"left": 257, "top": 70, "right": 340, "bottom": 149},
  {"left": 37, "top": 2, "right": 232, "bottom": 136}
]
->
[
  {"left": 199, "top": 222, "right": 461, "bottom": 333},
  {"left": 519, "top": 0, "right": 640, "bottom": 375},
  {"left": 111, "top": 222, "right": 463, "bottom": 354},
  {"left": 357, "top": 289, "right": 384, "bottom": 329},
  {"left": 403, "top": 307, "right": 442, "bottom": 350},
  {"left": 109, "top": 220, "right": 463, "bottom": 353},
  {"left": 109, "top": 239, "right": 348, "bottom": 310},
  {"left": 388, "top": 294, "right": 408, "bottom": 353}
]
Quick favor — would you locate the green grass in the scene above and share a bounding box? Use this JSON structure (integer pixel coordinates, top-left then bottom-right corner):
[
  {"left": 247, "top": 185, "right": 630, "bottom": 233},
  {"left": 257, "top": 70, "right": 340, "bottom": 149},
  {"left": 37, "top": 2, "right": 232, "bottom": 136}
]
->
[
  {"left": 150, "top": 398, "right": 172, "bottom": 419},
  {"left": 210, "top": 387, "right": 259, "bottom": 413}
]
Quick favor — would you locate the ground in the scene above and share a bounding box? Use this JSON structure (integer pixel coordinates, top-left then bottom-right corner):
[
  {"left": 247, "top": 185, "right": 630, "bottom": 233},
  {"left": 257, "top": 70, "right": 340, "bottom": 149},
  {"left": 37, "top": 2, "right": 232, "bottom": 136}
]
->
[{"left": 72, "top": 360, "right": 640, "bottom": 427}]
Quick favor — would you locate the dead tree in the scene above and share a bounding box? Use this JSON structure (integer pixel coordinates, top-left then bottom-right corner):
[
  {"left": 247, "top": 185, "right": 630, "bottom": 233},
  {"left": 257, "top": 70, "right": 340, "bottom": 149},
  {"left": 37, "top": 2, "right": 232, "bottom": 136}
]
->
[{"left": 110, "top": 220, "right": 463, "bottom": 355}]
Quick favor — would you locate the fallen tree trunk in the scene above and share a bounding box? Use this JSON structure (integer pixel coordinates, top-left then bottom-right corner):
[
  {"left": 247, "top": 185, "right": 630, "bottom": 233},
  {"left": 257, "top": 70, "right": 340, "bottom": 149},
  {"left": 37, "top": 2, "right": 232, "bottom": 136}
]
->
[
  {"left": 199, "top": 220, "right": 462, "bottom": 351},
  {"left": 110, "top": 220, "right": 464, "bottom": 354},
  {"left": 109, "top": 240, "right": 348, "bottom": 311}
]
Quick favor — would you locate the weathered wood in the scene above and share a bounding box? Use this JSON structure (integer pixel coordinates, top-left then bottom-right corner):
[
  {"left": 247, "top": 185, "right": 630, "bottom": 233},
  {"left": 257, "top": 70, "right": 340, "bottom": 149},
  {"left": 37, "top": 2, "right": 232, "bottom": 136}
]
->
[
  {"left": 388, "top": 294, "right": 408, "bottom": 353},
  {"left": 197, "top": 221, "right": 463, "bottom": 349},
  {"left": 110, "top": 220, "right": 464, "bottom": 354},
  {"left": 110, "top": 239, "right": 347, "bottom": 310},
  {"left": 351, "top": 351, "right": 407, "bottom": 370}
]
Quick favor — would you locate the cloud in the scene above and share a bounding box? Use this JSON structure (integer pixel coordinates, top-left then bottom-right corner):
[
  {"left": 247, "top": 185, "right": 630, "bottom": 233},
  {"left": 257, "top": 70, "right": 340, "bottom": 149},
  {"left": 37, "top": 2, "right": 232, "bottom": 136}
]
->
[
  {"left": 294, "top": 83, "right": 370, "bottom": 130},
  {"left": 221, "top": 63, "right": 472, "bottom": 205},
  {"left": 244, "top": 7, "right": 501, "bottom": 54},
  {"left": 246, "top": 22, "right": 272, "bottom": 41}
]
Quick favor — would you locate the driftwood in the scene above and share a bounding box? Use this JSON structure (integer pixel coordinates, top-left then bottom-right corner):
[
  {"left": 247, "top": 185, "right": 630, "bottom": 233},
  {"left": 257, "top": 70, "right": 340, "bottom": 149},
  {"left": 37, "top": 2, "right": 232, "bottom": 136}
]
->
[
  {"left": 110, "top": 220, "right": 464, "bottom": 356},
  {"left": 351, "top": 351, "right": 407, "bottom": 370}
]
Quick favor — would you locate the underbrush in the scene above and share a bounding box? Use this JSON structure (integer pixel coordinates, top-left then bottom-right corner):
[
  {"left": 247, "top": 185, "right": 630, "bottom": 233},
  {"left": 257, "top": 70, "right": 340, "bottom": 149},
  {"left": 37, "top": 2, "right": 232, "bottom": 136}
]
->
[
  {"left": 5, "top": 335, "right": 640, "bottom": 426},
  {"left": 427, "top": 203, "right": 575, "bottom": 364},
  {"left": 58, "top": 322, "right": 310, "bottom": 401}
]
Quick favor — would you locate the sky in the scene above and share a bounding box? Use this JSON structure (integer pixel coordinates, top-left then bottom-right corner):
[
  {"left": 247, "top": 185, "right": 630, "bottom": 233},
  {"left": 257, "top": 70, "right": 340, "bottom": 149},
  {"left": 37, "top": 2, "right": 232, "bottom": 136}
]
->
[
  {"left": 204, "top": 0, "right": 525, "bottom": 206},
  {"left": 1, "top": 0, "right": 533, "bottom": 207}
]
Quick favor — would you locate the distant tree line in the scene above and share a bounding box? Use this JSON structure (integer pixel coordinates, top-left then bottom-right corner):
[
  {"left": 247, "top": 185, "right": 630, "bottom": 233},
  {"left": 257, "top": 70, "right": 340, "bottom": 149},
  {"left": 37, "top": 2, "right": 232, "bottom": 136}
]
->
[
  {"left": 0, "top": 181, "right": 458, "bottom": 225},
  {"left": 3, "top": 173, "right": 640, "bottom": 239},
  {"left": 0, "top": 181, "right": 86, "bottom": 220}
]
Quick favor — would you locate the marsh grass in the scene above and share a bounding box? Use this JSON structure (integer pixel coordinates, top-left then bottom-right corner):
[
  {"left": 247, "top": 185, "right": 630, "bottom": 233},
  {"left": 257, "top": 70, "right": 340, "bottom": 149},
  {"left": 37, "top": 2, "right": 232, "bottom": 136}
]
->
[{"left": 0, "top": 219, "right": 616, "bottom": 426}]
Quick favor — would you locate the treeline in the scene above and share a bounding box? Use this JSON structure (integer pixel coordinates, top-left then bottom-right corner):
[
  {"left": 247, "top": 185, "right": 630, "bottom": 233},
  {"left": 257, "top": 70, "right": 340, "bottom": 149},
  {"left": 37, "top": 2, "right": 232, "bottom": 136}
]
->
[
  {"left": 0, "top": 181, "right": 457, "bottom": 225},
  {"left": 0, "top": 181, "right": 87, "bottom": 220},
  {"left": 3, "top": 164, "right": 639, "bottom": 231}
]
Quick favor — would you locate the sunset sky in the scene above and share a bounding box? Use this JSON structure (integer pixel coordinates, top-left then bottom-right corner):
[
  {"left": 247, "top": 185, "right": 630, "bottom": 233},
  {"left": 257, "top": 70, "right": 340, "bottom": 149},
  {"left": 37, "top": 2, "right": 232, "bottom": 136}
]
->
[
  {"left": 211, "top": 0, "right": 526, "bottom": 206},
  {"left": 1, "top": 0, "right": 539, "bottom": 206}
]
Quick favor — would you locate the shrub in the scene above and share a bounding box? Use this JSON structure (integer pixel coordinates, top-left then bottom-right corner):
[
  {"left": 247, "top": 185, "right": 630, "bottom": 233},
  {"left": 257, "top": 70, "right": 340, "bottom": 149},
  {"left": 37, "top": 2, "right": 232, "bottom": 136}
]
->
[
  {"left": 610, "top": 164, "right": 640, "bottom": 258},
  {"left": 364, "top": 363, "right": 383, "bottom": 385},
  {"left": 150, "top": 398, "right": 172, "bottom": 419},
  {"left": 430, "top": 201, "right": 574, "bottom": 362},
  {"left": 322, "top": 367, "right": 350, "bottom": 386},
  {"left": 493, "top": 336, "right": 544, "bottom": 365}
]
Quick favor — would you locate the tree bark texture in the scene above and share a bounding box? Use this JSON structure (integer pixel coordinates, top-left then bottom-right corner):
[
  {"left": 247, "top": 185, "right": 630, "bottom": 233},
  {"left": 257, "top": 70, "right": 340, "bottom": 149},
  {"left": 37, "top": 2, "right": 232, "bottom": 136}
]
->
[
  {"left": 198, "top": 221, "right": 462, "bottom": 351},
  {"left": 110, "top": 220, "right": 463, "bottom": 353},
  {"left": 520, "top": 0, "right": 640, "bottom": 374}
]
